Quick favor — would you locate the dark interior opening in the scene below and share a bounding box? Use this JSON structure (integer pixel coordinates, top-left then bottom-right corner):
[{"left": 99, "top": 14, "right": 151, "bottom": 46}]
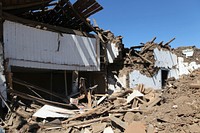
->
[
  {"left": 11, "top": 67, "right": 73, "bottom": 103},
  {"left": 161, "top": 69, "right": 169, "bottom": 87}
]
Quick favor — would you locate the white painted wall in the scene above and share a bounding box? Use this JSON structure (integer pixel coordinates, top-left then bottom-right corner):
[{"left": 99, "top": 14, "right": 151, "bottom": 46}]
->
[
  {"left": 128, "top": 48, "right": 200, "bottom": 90},
  {"left": 107, "top": 42, "right": 119, "bottom": 63},
  {"left": 4, "top": 20, "right": 100, "bottom": 71},
  {"left": 129, "top": 70, "right": 162, "bottom": 89},
  {"left": 154, "top": 48, "right": 177, "bottom": 68},
  {"left": 0, "top": 72, "right": 7, "bottom": 107}
]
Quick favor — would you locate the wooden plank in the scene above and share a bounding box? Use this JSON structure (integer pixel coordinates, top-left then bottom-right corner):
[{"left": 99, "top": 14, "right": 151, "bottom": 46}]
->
[
  {"left": 63, "top": 116, "right": 110, "bottom": 128},
  {"left": 74, "top": 0, "right": 95, "bottom": 14},
  {"left": 2, "top": 12, "right": 96, "bottom": 38},
  {"left": 82, "top": 2, "right": 101, "bottom": 17},
  {"left": 134, "top": 51, "right": 153, "bottom": 64},
  {"left": 140, "top": 43, "right": 154, "bottom": 54},
  {"left": 87, "top": 91, "right": 92, "bottom": 108},
  {"left": 2, "top": 1, "right": 51, "bottom": 10},
  {"left": 109, "top": 115, "right": 127, "bottom": 129},
  {"left": 164, "top": 38, "right": 175, "bottom": 46},
  {"left": 9, "top": 89, "right": 75, "bottom": 109},
  {"left": 73, "top": 0, "right": 89, "bottom": 9},
  {"left": 64, "top": 1, "right": 96, "bottom": 33},
  {"left": 62, "top": 106, "right": 102, "bottom": 124},
  {"left": 109, "top": 109, "right": 146, "bottom": 113},
  {"left": 13, "top": 78, "right": 69, "bottom": 103}
]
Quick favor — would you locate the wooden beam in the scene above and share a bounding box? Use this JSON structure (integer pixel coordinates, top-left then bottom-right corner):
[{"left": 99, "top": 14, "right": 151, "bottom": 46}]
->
[
  {"left": 2, "top": 1, "right": 51, "bottom": 10},
  {"left": 12, "top": 78, "right": 69, "bottom": 103},
  {"left": 2, "top": 12, "right": 96, "bottom": 38},
  {"left": 62, "top": 106, "right": 102, "bottom": 123},
  {"left": 65, "top": 1, "right": 97, "bottom": 33},
  {"left": 9, "top": 89, "right": 75, "bottom": 109},
  {"left": 164, "top": 38, "right": 175, "bottom": 46},
  {"left": 63, "top": 116, "right": 110, "bottom": 128},
  {"left": 135, "top": 51, "right": 153, "bottom": 64}
]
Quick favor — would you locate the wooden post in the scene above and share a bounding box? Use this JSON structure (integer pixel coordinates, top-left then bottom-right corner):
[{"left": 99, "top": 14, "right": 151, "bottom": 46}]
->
[
  {"left": 50, "top": 71, "right": 53, "bottom": 100},
  {"left": 64, "top": 70, "right": 68, "bottom": 96}
]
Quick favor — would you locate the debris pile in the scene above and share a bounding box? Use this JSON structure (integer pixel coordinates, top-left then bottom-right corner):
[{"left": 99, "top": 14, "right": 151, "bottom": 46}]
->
[
  {"left": 175, "top": 46, "right": 200, "bottom": 64},
  {"left": 1, "top": 68, "right": 200, "bottom": 132},
  {"left": 1, "top": 83, "right": 162, "bottom": 133},
  {"left": 122, "top": 37, "right": 175, "bottom": 77},
  {"left": 141, "top": 68, "right": 200, "bottom": 133}
]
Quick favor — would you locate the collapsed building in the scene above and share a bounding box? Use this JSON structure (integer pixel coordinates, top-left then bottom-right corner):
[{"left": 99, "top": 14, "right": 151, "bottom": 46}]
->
[
  {"left": 0, "top": 0, "right": 124, "bottom": 120},
  {"left": 108, "top": 38, "right": 200, "bottom": 91},
  {"left": 0, "top": 0, "right": 200, "bottom": 132}
]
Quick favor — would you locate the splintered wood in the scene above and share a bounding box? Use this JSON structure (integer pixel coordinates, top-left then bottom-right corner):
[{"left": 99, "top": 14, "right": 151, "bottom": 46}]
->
[
  {"left": 2, "top": 84, "right": 162, "bottom": 132},
  {"left": 124, "top": 37, "right": 175, "bottom": 77}
]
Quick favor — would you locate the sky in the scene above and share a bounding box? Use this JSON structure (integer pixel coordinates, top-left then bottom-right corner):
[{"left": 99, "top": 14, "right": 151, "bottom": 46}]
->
[{"left": 89, "top": 0, "right": 200, "bottom": 48}]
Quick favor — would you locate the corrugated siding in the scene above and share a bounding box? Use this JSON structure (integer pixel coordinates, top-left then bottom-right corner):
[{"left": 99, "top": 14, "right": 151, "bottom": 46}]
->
[{"left": 3, "top": 20, "right": 100, "bottom": 71}]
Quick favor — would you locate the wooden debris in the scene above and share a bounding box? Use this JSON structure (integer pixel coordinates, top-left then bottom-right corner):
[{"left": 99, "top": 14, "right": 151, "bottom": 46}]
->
[
  {"left": 135, "top": 51, "right": 153, "bottom": 64},
  {"left": 62, "top": 106, "right": 102, "bottom": 124},
  {"left": 63, "top": 116, "right": 110, "bottom": 128},
  {"left": 3, "top": 83, "right": 163, "bottom": 132},
  {"left": 97, "top": 95, "right": 108, "bottom": 105},
  {"left": 109, "top": 115, "right": 127, "bottom": 129},
  {"left": 126, "top": 90, "right": 144, "bottom": 104},
  {"left": 87, "top": 91, "right": 92, "bottom": 108}
]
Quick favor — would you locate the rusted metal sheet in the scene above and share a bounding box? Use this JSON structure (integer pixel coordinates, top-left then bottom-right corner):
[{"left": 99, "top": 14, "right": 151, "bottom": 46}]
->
[{"left": 3, "top": 20, "right": 100, "bottom": 71}]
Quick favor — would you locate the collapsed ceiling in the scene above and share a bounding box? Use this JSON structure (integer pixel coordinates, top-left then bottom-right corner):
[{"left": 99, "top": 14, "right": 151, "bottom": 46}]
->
[{"left": 1, "top": 0, "right": 103, "bottom": 32}]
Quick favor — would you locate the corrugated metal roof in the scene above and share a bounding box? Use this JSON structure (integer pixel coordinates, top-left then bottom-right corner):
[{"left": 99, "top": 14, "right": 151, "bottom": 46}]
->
[{"left": 4, "top": 20, "right": 100, "bottom": 71}]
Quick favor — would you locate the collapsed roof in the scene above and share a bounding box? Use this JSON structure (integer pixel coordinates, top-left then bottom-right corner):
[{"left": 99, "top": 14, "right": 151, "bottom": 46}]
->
[{"left": 1, "top": 0, "right": 103, "bottom": 32}]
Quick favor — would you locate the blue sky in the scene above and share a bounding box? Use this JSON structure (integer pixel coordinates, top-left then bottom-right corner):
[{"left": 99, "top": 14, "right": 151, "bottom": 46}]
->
[{"left": 89, "top": 0, "right": 200, "bottom": 48}]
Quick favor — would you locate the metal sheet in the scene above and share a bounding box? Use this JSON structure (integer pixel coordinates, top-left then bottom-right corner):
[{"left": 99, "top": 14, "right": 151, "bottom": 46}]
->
[{"left": 4, "top": 20, "right": 100, "bottom": 71}]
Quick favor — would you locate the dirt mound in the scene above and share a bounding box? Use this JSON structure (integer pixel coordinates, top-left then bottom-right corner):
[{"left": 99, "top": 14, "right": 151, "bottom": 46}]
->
[{"left": 143, "top": 69, "right": 200, "bottom": 132}]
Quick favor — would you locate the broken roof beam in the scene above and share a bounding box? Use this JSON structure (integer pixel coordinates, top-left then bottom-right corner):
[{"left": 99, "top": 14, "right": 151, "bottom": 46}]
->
[
  {"left": 69, "top": 0, "right": 103, "bottom": 30},
  {"left": 9, "top": 89, "right": 75, "bottom": 109},
  {"left": 150, "top": 37, "right": 156, "bottom": 44},
  {"left": 2, "top": 0, "right": 52, "bottom": 11},
  {"left": 135, "top": 51, "right": 153, "bottom": 64},
  {"left": 13, "top": 78, "right": 69, "bottom": 103},
  {"left": 65, "top": 0, "right": 97, "bottom": 33},
  {"left": 164, "top": 37, "right": 175, "bottom": 46},
  {"left": 82, "top": 2, "right": 103, "bottom": 18},
  {"left": 3, "top": 12, "right": 95, "bottom": 38}
]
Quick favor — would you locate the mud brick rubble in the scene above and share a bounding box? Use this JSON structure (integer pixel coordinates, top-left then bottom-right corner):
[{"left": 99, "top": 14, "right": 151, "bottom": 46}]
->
[
  {"left": 0, "top": 68, "right": 199, "bottom": 133},
  {"left": 120, "top": 37, "right": 175, "bottom": 77},
  {"left": 175, "top": 46, "right": 200, "bottom": 64}
]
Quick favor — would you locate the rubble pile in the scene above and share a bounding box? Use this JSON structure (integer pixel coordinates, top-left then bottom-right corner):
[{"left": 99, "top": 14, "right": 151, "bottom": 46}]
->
[
  {"left": 175, "top": 46, "right": 200, "bottom": 64},
  {"left": 143, "top": 68, "right": 200, "bottom": 133},
  {"left": 122, "top": 37, "right": 175, "bottom": 77},
  {"left": 1, "top": 68, "right": 200, "bottom": 132},
  {"left": 1, "top": 83, "right": 162, "bottom": 133}
]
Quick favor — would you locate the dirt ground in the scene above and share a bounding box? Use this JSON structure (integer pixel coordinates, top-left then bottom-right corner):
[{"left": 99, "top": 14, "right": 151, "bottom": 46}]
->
[{"left": 142, "top": 68, "right": 200, "bottom": 133}]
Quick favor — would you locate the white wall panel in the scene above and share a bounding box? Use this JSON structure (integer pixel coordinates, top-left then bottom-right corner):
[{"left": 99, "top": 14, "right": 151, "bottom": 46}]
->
[
  {"left": 129, "top": 70, "right": 162, "bottom": 90},
  {"left": 107, "top": 42, "right": 119, "bottom": 63},
  {"left": 154, "top": 48, "right": 177, "bottom": 68},
  {"left": 4, "top": 20, "right": 100, "bottom": 71}
]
